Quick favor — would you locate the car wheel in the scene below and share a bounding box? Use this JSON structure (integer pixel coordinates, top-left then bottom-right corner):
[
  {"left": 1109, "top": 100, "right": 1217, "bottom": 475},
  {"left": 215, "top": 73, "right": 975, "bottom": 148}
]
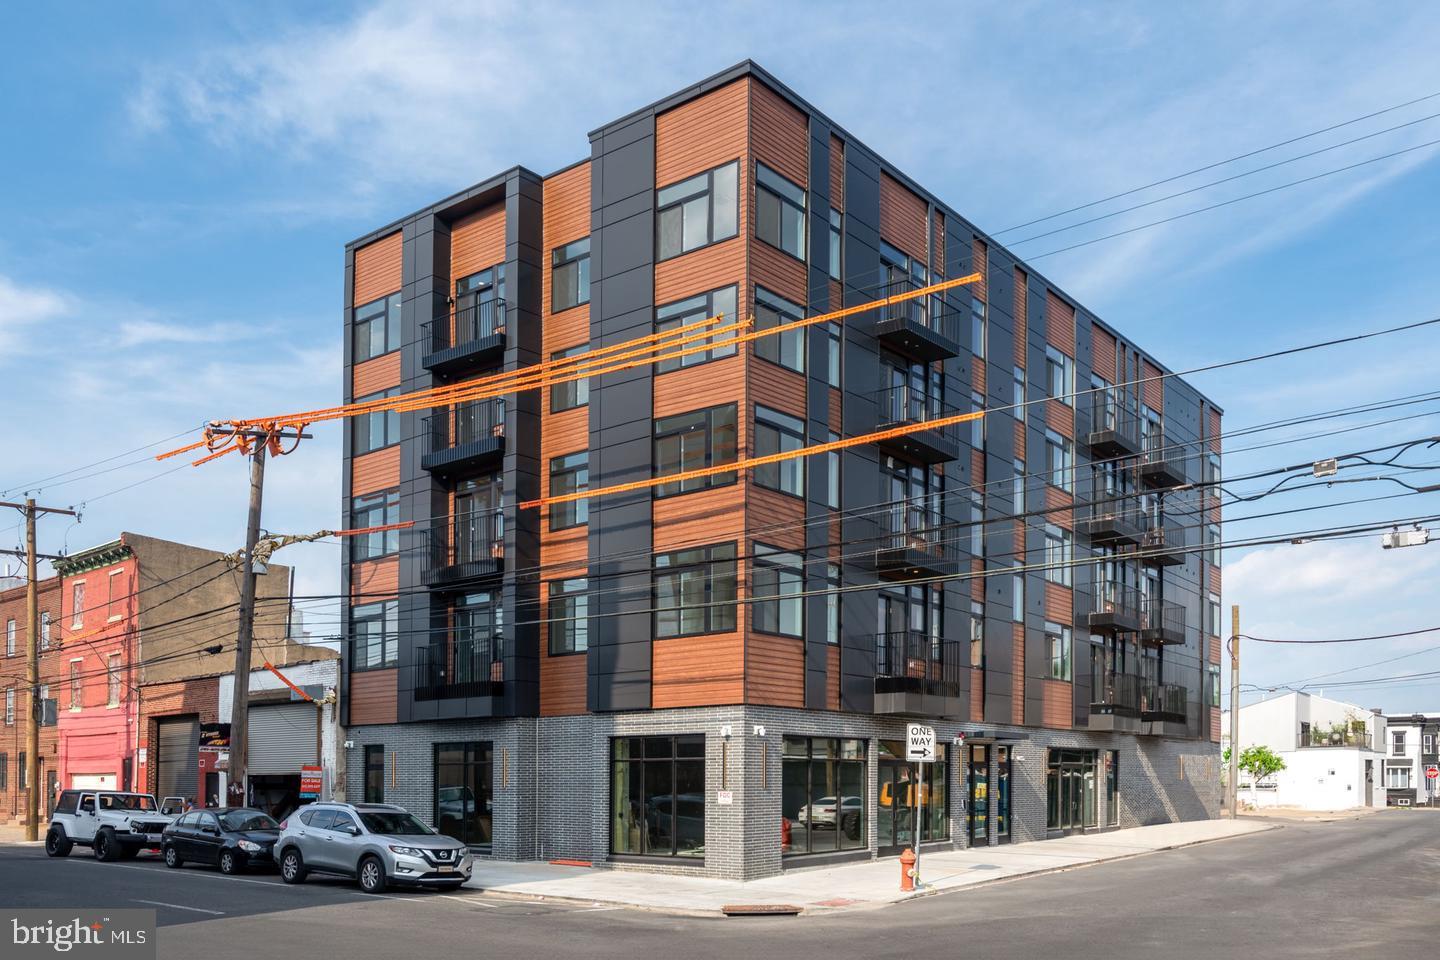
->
[
  {"left": 279, "top": 848, "right": 307, "bottom": 884},
  {"left": 219, "top": 850, "right": 242, "bottom": 875},
  {"left": 163, "top": 844, "right": 183, "bottom": 869},
  {"left": 357, "top": 855, "right": 387, "bottom": 895},
  {"left": 94, "top": 830, "right": 119, "bottom": 863},
  {"left": 45, "top": 830, "right": 72, "bottom": 858}
]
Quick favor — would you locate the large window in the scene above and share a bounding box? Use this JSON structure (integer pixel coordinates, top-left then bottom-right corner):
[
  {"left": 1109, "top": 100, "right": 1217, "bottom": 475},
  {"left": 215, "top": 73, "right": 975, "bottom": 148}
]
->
[
  {"left": 782, "top": 737, "right": 866, "bottom": 856},
  {"left": 654, "top": 543, "right": 737, "bottom": 638},
  {"left": 1393, "top": 731, "right": 1407, "bottom": 757},
  {"left": 1012, "top": 563, "right": 1025, "bottom": 623},
  {"left": 755, "top": 162, "right": 806, "bottom": 260},
  {"left": 611, "top": 735, "right": 705, "bottom": 858},
  {"left": 39, "top": 612, "right": 49, "bottom": 652},
  {"left": 1013, "top": 365, "right": 1026, "bottom": 410},
  {"left": 4, "top": 620, "right": 12, "bottom": 657},
  {"left": 1208, "top": 524, "right": 1222, "bottom": 566},
  {"left": 353, "top": 292, "right": 402, "bottom": 363},
  {"left": 350, "top": 489, "right": 400, "bottom": 561},
  {"left": 653, "top": 404, "right": 737, "bottom": 498},
  {"left": 1045, "top": 346, "right": 1073, "bottom": 405},
  {"left": 352, "top": 600, "right": 398, "bottom": 669},
  {"left": 825, "top": 563, "right": 841, "bottom": 645},
  {"left": 550, "top": 344, "right": 590, "bottom": 412},
  {"left": 434, "top": 741, "right": 493, "bottom": 848},
  {"left": 353, "top": 388, "right": 401, "bottom": 455},
  {"left": 3, "top": 689, "right": 11, "bottom": 724},
  {"left": 1045, "top": 429, "right": 1073, "bottom": 492},
  {"left": 1208, "top": 664, "right": 1221, "bottom": 706},
  {"left": 1047, "top": 621, "right": 1072, "bottom": 680},
  {"left": 754, "top": 405, "right": 805, "bottom": 497},
  {"left": 878, "top": 740, "right": 948, "bottom": 848},
  {"left": 363, "top": 746, "right": 385, "bottom": 803},
  {"left": 1044, "top": 524, "right": 1073, "bottom": 586},
  {"left": 71, "top": 583, "right": 84, "bottom": 628},
  {"left": 753, "top": 286, "right": 805, "bottom": 373},
  {"left": 549, "top": 452, "right": 589, "bottom": 530},
  {"left": 655, "top": 287, "right": 737, "bottom": 373},
  {"left": 825, "top": 322, "right": 841, "bottom": 387},
  {"left": 752, "top": 545, "right": 804, "bottom": 638},
  {"left": 547, "top": 578, "right": 588, "bottom": 656},
  {"left": 1206, "top": 592, "right": 1222, "bottom": 636},
  {"left": 68, "top": 661, "right": 81, "bottom": 710},
  {"left": 1385, "top": 764, "right": 1411, "bottom": 790},
  {"left": 1047, "top": 749, "right": 1097, "bottom": 831},
  {"left": 551, "top": 237, "right": 590, "bottom": 311},
  {"left": 971, "top": 391, "right": 986, "bottom": 450},
  {"left": 827, "top": 208, "right": 842, "bottom": 281},
  {"left": 826, "top": 432, "right": 841, "bottom": 509},
  {"left": 971, "top": 297, "right": 987, "bottom": 359},
  {"left": 1013, "top": 459, "right": 1026, "bottom": 515},
  {"left": 970, "top": 600, "right": 985, "bottom": 668},
  {"left": 657, "top": 162, "right": 738, "bottom": 260}
]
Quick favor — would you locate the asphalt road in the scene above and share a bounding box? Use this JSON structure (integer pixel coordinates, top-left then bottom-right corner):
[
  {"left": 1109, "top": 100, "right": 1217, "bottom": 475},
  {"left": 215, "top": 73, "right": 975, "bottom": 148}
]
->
[{"left": 1, "top": 811, "right": 1435, "bottom": 959}]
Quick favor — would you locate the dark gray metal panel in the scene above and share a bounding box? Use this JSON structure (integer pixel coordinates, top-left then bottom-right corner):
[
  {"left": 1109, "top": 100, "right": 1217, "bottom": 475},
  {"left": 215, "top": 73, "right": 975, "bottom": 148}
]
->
[
  {"left": 804, "top": 118, "right": 834, "bottom": 711},
  {"left": 587, "top": 116, "right": 657, "bottom": 713}
]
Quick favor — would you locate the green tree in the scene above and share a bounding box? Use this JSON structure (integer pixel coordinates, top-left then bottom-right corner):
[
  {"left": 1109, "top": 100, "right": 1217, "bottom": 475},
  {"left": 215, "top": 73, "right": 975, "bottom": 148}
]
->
[{"left": 1238, "top": 745, "right": 1286, "bottom": 805}]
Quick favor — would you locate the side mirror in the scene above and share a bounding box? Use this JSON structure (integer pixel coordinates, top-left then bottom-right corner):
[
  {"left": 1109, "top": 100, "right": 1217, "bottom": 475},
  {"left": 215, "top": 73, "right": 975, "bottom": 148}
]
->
[{"left": 342, "top": 824, "right": 360, "bottom": 837}]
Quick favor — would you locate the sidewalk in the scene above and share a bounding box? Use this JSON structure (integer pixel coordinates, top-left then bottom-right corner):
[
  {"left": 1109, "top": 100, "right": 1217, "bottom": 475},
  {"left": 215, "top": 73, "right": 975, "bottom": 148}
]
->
[
  {"left": 464, "top": 818, "right": 1272, "bottom": 916},
  {"left": 1242, "top": 805, "right": 1390, "bottom": 823}
]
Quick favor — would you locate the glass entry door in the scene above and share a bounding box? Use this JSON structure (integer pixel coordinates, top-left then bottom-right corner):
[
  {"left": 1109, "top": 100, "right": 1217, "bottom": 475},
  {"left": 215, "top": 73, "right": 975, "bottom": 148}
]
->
[
  {"left": 967, "top": 745, "right": 989, "bottom": 845},
  {"left": 1046, "top": 749, "right": 1098, "bottom": 834},
  {"left": 995, "top": 746, "right": 1011, "bottom": 843}
]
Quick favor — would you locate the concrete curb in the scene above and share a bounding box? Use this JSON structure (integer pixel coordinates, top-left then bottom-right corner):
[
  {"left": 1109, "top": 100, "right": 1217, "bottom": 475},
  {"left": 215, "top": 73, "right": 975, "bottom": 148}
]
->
[{"left": 464, "top": 824, "right": 1280, "bottom": 919}]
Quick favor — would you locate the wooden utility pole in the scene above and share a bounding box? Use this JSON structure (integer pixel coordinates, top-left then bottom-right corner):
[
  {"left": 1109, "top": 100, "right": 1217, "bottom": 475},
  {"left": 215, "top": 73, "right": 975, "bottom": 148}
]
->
[
  {"left": 1228, "top": 604, "right": 1240, "bottom": 820},
  {"left": 1, "top": 498, "right": 76, "bottom": 841},
  {"left": 227, "top": 439, "right": 267, "bottom": 806}
]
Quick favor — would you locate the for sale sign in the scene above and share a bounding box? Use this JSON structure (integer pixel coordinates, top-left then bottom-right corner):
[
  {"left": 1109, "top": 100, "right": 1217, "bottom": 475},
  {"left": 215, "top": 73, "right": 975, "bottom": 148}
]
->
[{"left": 906, "top": 724, "right": 936, "bottom": 762}]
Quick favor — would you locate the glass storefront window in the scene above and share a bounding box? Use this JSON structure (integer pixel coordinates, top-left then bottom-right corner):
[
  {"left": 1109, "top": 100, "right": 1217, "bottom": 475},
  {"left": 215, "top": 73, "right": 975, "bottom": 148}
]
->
[
  {"left": 878, "top": 740, "right": 948, "bottom": 851},
  {"left": 611, "top": 735, "right": 705, "bottom": 858},
  {"left": 1046, "top": 748, "right": 1098, "bottom": 832},
  {"left": 1106, "top": 750, "right": 1119, "bottom": 826},
  {"left": 434, "top": 741, "right": 493, "bottom": 848},
  {"left": 782, "top": 737, "right": 867, "bottom": 856}
]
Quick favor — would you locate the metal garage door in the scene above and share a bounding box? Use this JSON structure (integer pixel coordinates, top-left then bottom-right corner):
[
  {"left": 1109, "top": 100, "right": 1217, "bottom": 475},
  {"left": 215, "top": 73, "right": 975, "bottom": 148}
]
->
[
  {"left": 247, "top": 703, "right": 317, "bottom": 775},
  {"left": 155, "top": 717, "right": 200, "bottom": 801}
]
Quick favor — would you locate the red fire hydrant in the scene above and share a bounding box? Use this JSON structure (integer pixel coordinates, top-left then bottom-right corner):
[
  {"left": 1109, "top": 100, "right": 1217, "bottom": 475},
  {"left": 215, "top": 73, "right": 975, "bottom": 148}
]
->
[{"left": 899, "top": 847, "right": 917, "bottom": 892}]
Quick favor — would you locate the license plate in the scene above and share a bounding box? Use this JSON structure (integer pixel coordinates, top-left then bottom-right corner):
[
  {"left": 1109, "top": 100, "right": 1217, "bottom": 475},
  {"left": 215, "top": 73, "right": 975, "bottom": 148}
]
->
[{"left": 436, "top": 865, "right": 456, "bottom": 873}]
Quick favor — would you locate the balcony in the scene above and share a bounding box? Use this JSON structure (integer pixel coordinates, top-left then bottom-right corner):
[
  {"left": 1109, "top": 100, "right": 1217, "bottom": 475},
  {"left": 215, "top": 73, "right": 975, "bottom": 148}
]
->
[
  {"left": 873, "top": 632, "right": 965, "bottom": 717},
  {"left": 1298, "top": 727, "right": 1373, "bottom": 750},
  {"left": 1088, "top": 580, "right": 1141, "bottom": 633},
  {"left": 872, "top": 278, "right": 962, "bottom": 361},
  {"left": 874, "top": 385, "right": 962, "bottom": 464},
  {"left": 1140, "top": 682, "right": 1189, "bottom": 735},
  {"left": 421, "top": 299, "right": 508, "bottom": 376},
  {"left": 1139, "top": 598, "right": 1186, "bottom": 646},
  {"left": 412, "top": 635, "right": 505, "bottom": 702},
  {"left": 1085, "top": 392, "right": 1140, "bottom": 458},
  {"left": 1137, "top": 429, "right": 1186, "bottom": 488},
  {"left": 420, "top": 398, "right": 506, "bottom": 477},
  {"left": 1089, "top": 669, "right": 1142, "bottom": 733},
  {"left": 1140, "top": 516, "right": 1187, "bottom": 566},
  {"left": 1080, "top": 496, "right": 1144, "bottom": 546},
  {"left": 421, "top": 511, "right": 505, "bottom": 587},
  {"left": 864, "top": 506, "right": 961, "bottom": 579}
]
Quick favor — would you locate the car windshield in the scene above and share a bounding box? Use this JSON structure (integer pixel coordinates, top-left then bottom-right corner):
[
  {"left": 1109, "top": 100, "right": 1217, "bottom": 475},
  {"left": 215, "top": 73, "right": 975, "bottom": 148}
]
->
[
  {"left": 220, "top": 811, "right": 279, "bottom": 832},
  {"left": 100, "top": 795, "right": 156, "bottom": 811},
  {"left": 358, "top": 811, "right": 433, "bottom": 836}
]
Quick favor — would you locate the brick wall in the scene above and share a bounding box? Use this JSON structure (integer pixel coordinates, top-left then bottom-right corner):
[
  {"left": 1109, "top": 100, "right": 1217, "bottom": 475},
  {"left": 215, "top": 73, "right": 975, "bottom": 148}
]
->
[{"left": 137, "top": 676, "right": 219, "bottom": 798}]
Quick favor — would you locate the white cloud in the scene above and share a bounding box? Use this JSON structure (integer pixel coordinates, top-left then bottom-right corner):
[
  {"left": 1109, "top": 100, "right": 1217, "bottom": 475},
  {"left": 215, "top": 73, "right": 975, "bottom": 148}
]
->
[{"left": 0, "top": 274, "right": 72, "bottom": 354}]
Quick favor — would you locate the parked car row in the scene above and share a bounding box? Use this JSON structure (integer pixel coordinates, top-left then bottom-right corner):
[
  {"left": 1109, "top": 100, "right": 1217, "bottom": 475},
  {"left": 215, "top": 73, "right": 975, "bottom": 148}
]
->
[{"left": 44, "top": 790, "right": 473, "bottom": 895}]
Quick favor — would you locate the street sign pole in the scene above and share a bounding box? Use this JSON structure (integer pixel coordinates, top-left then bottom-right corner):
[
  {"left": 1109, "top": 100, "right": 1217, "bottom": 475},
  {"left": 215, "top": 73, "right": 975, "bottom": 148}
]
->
[{"left": 905, "top": 723, "right": 936, "bottom": 889}]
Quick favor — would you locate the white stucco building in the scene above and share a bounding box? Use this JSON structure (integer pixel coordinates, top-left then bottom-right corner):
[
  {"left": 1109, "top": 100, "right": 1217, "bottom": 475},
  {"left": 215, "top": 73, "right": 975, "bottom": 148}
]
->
[{"left": 1222, "top": 692, "right": 1386, "bottom": 811}]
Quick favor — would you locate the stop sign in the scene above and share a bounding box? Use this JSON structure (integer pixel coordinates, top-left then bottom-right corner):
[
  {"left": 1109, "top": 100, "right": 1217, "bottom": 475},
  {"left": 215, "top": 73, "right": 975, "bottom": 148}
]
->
[{"left": 1426, "top": 765, "right": 1439, "bottom": 780}]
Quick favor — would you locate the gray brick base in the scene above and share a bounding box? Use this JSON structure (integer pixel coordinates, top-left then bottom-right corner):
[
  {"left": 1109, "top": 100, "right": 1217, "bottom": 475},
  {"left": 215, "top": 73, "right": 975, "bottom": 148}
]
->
[{"left": 346, "top": 707, "right": 1220, "bottom": 880}]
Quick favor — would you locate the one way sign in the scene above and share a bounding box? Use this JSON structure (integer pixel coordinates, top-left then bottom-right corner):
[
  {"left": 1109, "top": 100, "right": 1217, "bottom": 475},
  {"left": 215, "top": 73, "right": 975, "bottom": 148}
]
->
[{"left": 906, "top": 723, "right": 936, "bottom": 762}]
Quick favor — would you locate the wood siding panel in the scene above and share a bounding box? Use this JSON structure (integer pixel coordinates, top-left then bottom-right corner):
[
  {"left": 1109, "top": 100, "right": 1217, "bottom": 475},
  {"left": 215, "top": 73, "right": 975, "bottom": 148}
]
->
[
  {"left": 1210, "top": 707, "right": 1222, "bottom": 742},
  {"left": 1044, "top": 583, "right": 1072, "bottom": 625},
  {"left": 352, "top": 351, "right": 401, "bottom": 398},
  {"left": 1041, "top": 679, "right": 1072, "bottom": 729},
  {"left": 1014, "top": 267, "right": 1028, "bottom": 363},
  {"left": 751, "top": 81, "right": 808, "bottom": 187},
  {"left": 1012, "top": 623, "right": 1025, "bottom": 725},
  {"left": 451, "top": 204, "right": 506, "bottom": 283},
  {"left": 351, "top": 558, "right": 398, "bottom": 600},
  {"left": 827, "top": 645, "right": 841, "bottom": 710},
  {"left": 655, "top": 240, "right": 744, "bottom": 306},
  {"left": 969, "top": 668, "right": 984, "bottom": 722},
  {"left": 1093, "top": 326, "right": 1118, "bottom": 383},
  {"left": 751, "top": 240, "right": 807, "bottom": 305},
  {"left": 747, "top": 633, "right": 805, "bottom": 707},
  {"left": 748, "top": 356, "right": 807, "bottom": 422},
  {"left": 652, "top": 633, "right": 744, "bottom": 707},
  {"left": 348, "top": 669, "right": 397, "bottom": 726},
  {"left": 353, "top": 232, "right": 402, "bottom": 306},
  {"left": 1209, "top": 565, "right": 1222, "bottom": 595},
  {"left": 540, "top": 653, "right": 587, "bottom": 716},
  {"left": 1209, "top": 409, "right": 1222, "bottom": 453},
  {"left": 652, "top": 484, "right": 745, "bottom": 552},
  {"left": 1043, "top": 484, "right": 1074, "bottom": 527},
  {"left": 654, "top": 354, "right": 746, "bottom": 420},
  {"left": 972, "top": 354, "right": 986, "bottom": 394},
  {"left": 934, "top": 210, "right": 945, "bottom": 276},
  {"left": 880, "top": 173, "right": 927, "bottom": 262},
  {"left": 1044, "top": 398, "right": 1075, "bottom": 438},
  {"left": 656, "top": 78, "right": 748, "bottom": 186},
  {"left": 748, "top": 485, "right": 806, "bottom": 552},
  {"left": 1209, "top": 635, "right": 1222, "bottom": 663},
  {"left": 829, "top": 136, "right": 845, "bottom": 211},
  {"left": 351, "top": 446, "right": 400, "bottom": 496},
  {"left": 1045, "top": 291, "right": 1076, "bottom": 357},
  {"left": 542, "top": 161, "right": 592, "bottom": 346},
  {"left": 1142, "top": 360, "right": 1164, "bottom": 413},
  {"left": 972, "top": 238, "right": 988, "bottom": 301},
  {"left": 1013, "top": 417, "right": 1025, "bottom": 459}
]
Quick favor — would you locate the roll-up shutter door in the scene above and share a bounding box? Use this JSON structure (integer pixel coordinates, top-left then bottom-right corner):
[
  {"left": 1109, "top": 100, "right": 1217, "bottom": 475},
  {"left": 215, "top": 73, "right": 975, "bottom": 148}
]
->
[
  {"left": 156, "top": 717, "right": 200, "bottom": 800},
  {"left": 247, "top": 703, "right": 318, "bottom": 775}
]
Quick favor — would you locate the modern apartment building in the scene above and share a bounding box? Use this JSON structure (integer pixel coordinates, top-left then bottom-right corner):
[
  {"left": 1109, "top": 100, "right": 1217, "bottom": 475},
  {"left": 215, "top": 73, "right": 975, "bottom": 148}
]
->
[{"left": 340, "top": 61, "right": 1224, "bottom": 879}]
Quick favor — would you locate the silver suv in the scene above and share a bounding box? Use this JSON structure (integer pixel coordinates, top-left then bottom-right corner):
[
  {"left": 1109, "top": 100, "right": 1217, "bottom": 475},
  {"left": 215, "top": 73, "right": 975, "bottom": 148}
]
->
[{"left": 273, "top": 802, "right": 471, "bottom": 894}]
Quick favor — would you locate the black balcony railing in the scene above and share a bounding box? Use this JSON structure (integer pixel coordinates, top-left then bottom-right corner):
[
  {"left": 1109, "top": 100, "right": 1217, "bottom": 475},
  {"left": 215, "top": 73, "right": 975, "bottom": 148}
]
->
[
  {"left": 1086, "top": 392, "right": 1140, "bottom": 457},
  {"left": 1140, "top": 598, "right": 1186, "bottom": 645},
  {"left": 873, "top": 277, "right": 962, "bottom": 361},
  {"left": 1141, "top": 515, "right": 1187, "bottom": 565},
  {"left": 413, "top": 634, "right": 506, "bottom": 701},
  {"left": 1141, "top": 682, "right": 1188, "bottom": 725},
  {"left": 423, "top": 299, "right": 507, "bottom": 354},
  {"left": 1081, "top": 497, "right": 1144, "bottom": 546},
  {"left": 421, "top": 398, "right": 506, "bottom": 474},
  {"left": 874, "top": 385, "right": 962, "bottom": 463},
  {"left": 874, "top": 631, "right": 964, "bottom": 706},
  {"left": 1138, "top": 429, "right": 1186, "bottom": 487},
  {"left": 1090, "top": 667, "right": 1143, "bottom": 719},
  {"left": 1089, "top": 580, "right": 1142, "bottom": 632},
  {"left": 422, "top": 510, "right": 505, "bottom": 585},
  {"left": 1298, "top": 728, "right": 1373, "bottom": 749},
  {"left": 871, "top": 505, "right": 961, "bottom": 573}
]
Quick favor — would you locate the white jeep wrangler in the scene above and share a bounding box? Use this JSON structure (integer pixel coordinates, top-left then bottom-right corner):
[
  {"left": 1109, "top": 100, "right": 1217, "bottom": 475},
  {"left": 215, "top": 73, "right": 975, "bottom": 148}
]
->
[{"left": 45, "top": 790, "right": 178, "bottom": 861}]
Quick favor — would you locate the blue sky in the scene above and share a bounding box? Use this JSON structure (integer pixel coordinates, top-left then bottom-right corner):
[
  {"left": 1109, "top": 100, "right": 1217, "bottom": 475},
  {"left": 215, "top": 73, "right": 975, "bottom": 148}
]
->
[{"left": 2, "top": 2, "right": 1439, "bottom": 710}]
